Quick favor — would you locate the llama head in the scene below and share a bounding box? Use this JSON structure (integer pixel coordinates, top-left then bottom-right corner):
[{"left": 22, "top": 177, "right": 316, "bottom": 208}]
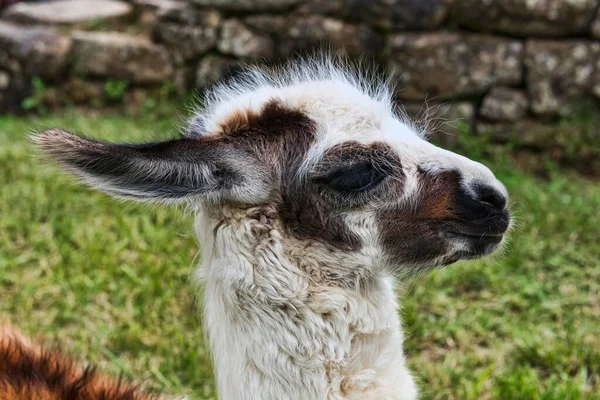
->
[{"left": 35, "top": 58, "right": 510, "bottom": 276}]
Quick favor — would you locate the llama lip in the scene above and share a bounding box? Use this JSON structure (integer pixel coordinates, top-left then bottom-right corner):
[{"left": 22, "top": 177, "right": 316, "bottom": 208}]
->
[
  {"left": 440, "top": 210, "right": 511, "bottom": 238},
  {"left": 444, "top": 228, "right": 506, "bottom": 260},
  {"left": 446, "top": 231, "right": 504, "bottom": 245}
]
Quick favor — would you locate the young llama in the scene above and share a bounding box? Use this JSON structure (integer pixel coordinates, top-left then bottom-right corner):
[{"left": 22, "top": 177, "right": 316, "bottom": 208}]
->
[{"left": 5, "top": 58, "right": 511, "bottom": 400}]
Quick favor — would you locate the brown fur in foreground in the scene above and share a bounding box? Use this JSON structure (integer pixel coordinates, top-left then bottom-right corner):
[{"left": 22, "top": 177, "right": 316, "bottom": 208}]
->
[{"left": 0, "top": 327, "right": 161, "bottom": 400}]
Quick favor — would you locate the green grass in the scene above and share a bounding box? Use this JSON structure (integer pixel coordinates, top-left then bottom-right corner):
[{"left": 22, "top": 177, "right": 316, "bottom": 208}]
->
[{"left": 1, "top": 110, "right": 599, "bottom": 399}]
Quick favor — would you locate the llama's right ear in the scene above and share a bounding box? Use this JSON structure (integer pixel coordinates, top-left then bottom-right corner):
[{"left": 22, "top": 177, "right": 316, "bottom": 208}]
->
[{"left": 34, "top": 129, "right": 265, "bottom": 202}]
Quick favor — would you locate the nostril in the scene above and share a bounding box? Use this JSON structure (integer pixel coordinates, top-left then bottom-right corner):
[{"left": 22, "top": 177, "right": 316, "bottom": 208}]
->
[{"left": 473, "top": 184, "right": 507, "bottom": 210}]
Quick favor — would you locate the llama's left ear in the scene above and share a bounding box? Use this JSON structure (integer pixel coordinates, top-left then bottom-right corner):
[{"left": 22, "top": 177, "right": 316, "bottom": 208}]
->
[{"left": 34, "top": 129, "right": 265, "bottom": 202}]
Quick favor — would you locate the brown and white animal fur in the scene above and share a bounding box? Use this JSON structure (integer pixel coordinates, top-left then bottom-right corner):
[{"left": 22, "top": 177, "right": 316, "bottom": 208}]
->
[
  {"left": 27, "top": 57, "right": 511, "bottom": 399},
  {"left": 0, "top": 325, "right": 164, "bottom": 400}
]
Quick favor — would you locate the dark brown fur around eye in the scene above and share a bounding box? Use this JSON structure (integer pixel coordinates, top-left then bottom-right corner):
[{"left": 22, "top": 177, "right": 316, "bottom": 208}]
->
[{"left": 217, "top": 100, "right": 366, "bottom": 252}]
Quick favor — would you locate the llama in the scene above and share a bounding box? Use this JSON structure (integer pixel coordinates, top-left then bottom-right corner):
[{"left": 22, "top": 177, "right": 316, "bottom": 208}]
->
[{"left": 27, "top": 58, "right": 510, "bottom": 400}]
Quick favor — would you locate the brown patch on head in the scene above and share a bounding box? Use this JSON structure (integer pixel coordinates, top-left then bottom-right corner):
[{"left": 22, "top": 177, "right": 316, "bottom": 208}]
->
[
  {"left": 426, "top": 189, "right": 454, "bottom": 219},
  {"left": 416, "top": 168, "right": 461, "bottom": 220},
  {"left": 0, "top": 327, "right": 162, "bottom": 400},
  {"left": 218, "top": 109, "right": 254, "bottom": 137},
  {"left": 377, "top": 168, "right": 462, "bottom": 268},
  {"left": 216, "top": 99, "right": 316, "bottom": 171}
]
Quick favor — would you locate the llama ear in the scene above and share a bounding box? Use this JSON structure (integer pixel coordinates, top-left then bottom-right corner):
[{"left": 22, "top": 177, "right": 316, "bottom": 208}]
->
[{"left": 34, "top": 129, "right": 259, "bottom": 202}]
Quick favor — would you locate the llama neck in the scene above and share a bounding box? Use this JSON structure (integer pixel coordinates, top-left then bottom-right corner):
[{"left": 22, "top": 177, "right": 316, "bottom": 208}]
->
[{"left": 195, "top": 207, "right": 418, "bottom": 400}]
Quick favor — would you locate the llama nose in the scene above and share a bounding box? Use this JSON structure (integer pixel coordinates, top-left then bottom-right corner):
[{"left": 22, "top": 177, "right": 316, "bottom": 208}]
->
[{"left": 471, "top": 183, "right": 507, "bottom": 211}]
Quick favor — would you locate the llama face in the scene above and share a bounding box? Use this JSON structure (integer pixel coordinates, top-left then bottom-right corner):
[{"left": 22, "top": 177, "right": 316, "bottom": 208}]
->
[
  {"left": 35, "top": 59, "right": 510, "bottom": 274},
  {"left": 287, "top": 132, "right": 510, "bottom": 272},
  {"left": 193, "top": 74, "right": 511, "bottom": 272},
  {"left": 305, "top": 105, "right": 511, "bottom": 271}
]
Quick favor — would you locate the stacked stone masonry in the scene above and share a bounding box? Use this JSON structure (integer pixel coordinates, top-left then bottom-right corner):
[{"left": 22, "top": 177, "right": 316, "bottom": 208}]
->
[{"left": 1, "top": 0, "right": 600, "bottom": 158}]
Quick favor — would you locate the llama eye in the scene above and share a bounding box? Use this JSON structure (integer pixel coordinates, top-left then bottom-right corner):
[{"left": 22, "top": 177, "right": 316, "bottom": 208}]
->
[{"left": 322, "top": 163, "right": 386, "bottom": 192}]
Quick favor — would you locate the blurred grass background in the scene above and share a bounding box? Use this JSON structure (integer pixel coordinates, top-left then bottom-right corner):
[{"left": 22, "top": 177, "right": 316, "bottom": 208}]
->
[{"left": 0, "top": 107, "right": 599, "bottom": 399}]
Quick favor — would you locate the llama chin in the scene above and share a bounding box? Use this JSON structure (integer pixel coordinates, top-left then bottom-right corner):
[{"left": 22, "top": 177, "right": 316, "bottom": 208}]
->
[{"left": 22, "top": 56, "right": 510, "bottom": 400}]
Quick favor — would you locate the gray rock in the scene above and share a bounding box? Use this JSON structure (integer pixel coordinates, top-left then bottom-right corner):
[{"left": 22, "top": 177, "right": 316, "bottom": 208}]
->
[
  {"left": 0, "top": 52, "right": 19, "bottom": 78},
  {"left": 244, "top": 15, "right": 288, "bottom": 33},
  {"left": 0, "top": 70, "right": 9, "bottom": 90},
  {"left": 133, "top": 0, "right": 186, "bottom": 25},
  {"left": 153, "top": 8, "right": 221, "bottom": 62},
  {"left": 0, "top": 49, "right": 26, "bottom": 113},
  {"left": 480, "top": 87, "right": 528, "bottom": 122},
  {"left": 70, "top": 31, "right": 173, "bottom": 84},
  {"left": 189, "top": 0, "right": 300, "bottom": 11},
  {"left": 343, "top": 0, "right": 450, "bottom": 30},
  {"left": 172, "top": 66, "right": 193, "bottom": 94},
  {"left": 196, "top": 56, "right": 242, "bottom": 87},
  {"left": 3, "top": 0, "right": 132, "bottom": 25},
  {"left": 133, "top": 0, "right": 185, "bottom": 12},
  {"left": 62, "top": 78, "right": 106, "bottom": 104},
  {"left": 388, "top": 33, "right": 523, "bottom": 100},
  {"left": 243, "top": 15, "right": 383, "bottom": 58},
  {"left": 0, "top": 21, "right": 71, "bottom": 79},
  {"left": 154, "top": 4, "right": 220, "bottom": 26},
  {"left": 217, "top": 20, "right": 273, "bottom": 59},
  {"left": 451, "top": 0, "right": 597, "bottom": 37},
  {"left": 295, "top": 0, "right": 342, "bottom": 15},
  {"left": 281, "top": 16, "right": 384, "bottom": 58},
  {"left": 525, "top": 40, "right": 600, "bottom": 116},
  {"left": 591, "top": 10, "right": 600, "bottom": 39},
  {"left": 445, "top": 102, "right": 476, "bottom": 124},
  {"left": 475, "top": 119, "right": 558, "bottom": 147}
]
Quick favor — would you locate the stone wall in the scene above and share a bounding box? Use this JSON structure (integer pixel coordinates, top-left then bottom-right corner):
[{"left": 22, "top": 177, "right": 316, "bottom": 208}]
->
[{"left": 0, "top": 0, "right": 599, "bottom": 166}]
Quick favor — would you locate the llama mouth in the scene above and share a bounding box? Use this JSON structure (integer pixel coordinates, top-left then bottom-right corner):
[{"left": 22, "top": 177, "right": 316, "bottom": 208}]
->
[
  {"left": 444, "top": 230, "right": 505, "bottom": 261},
  {"left": 446, "top": 231, "right": 504, "bottom": 245}
]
